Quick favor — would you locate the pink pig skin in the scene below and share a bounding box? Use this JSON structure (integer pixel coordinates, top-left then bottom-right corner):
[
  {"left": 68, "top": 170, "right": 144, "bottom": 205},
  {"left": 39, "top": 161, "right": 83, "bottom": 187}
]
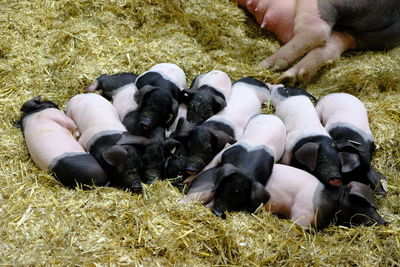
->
[
  {"left": 182, "top": 114, "right": 286, "bottom": 196},
  {"left": 235, "top": 0, "right": 355, "bottom": 85},
  {"left": 111, "top": 83, "right": 139, "bottom": 121},
  {"left": 270, "top": 87, "right": 328, "bottom": 165},
  {"left": 316, "top": 93, "right": 373, "bottom": 141},
  {"left": 209, "top": 78, "right": 270, "bottom": 139},
  {"left": 191, "top": 70, "right": 232, "bottom": 100},
  {"left": 264, "top": 164, "right": 320, "bottom": 228},
  {"left": 66, "top": 93, "right": 126, "bottom": 150},
  {"left": 264, "top": 164, "right": 387, "bottom": 228},
  {"left": 23, "top": 108, "right": 84, "bottom": 171}
]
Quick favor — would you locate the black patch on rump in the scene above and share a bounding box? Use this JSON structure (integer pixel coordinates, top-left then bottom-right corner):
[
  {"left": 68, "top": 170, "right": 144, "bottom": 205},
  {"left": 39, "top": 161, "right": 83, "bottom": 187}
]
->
[
  {"left": 51, "top": 153, "right": 108, "bottom": 188},
  {"left": 94, "top": 72, "right": 138, "bottom": 99}
]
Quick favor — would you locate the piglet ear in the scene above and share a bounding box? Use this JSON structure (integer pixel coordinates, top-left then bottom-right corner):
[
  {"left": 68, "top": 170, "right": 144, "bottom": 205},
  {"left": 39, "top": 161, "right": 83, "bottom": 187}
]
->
[
  {"left": 20, "top": 96, "right": 42, "bottom": 112},
  {"left": 212, "top": 163, "right": 239, "bottom": 190},
  {"left": 366, "top": 167, "right": 387, "bottom": 195},
  {"left": 294, "top": 142, "right": 319, "bottom": 171},
  {"left": 212, "top": 95, "right": 227, "bottom": 113},
  {"left": 210, "top": 129, "right": 236, "bottom": 149},
  {"left": 116, "top": 132, "right": 153, "bottom": 146},
  {"left": 248, "top": 181, "right": 270, "bottom": 213},
  {"left": 172, "top": 117, "right": 194, "bottom": 139},
  {"left": 134, "top": 85, "right": 157, "bottom": 109},
  {"left": 166, "top": 98, "right": 179, "bottom": 126},
  {"left": 165, "top": 137, "right": 181, "bottom": 154},
  {"left": 338, "top": 151, "right": 360, "bottom": 173},
  {"left": 347, "top": 181, "right": 377, "bottom": 209},
  {"left": 102, "top": 145, "right": 127, "bottom": 166}
]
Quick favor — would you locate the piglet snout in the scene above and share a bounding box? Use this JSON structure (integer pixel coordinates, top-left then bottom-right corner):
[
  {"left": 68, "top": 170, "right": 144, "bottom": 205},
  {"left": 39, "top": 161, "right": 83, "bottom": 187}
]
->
[{"left": 328, "top": 177, "right": 343, "bottom": 187}]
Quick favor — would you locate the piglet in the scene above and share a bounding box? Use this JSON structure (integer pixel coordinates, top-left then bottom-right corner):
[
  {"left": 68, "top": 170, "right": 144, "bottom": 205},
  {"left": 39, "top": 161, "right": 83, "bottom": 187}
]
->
[
  {"left": 141, "top": 126, "right": 166, "bottom": 184},
  {"left": 180, "top": 114, "right": 286, "bottom": 219},
  {"left": 316, "top": 93, "right": 387, "bottom": 194},
  {"left": 85, "top": 72, "right": 144, "bottom": 135},
  {"left": 236, "top": 0, "right": 400, "bottom": 85},
  {"left": 269, "top": 85, "right": 342, "bottom": 187},
  {"left": 135, "top": 63, "right": 186, "bottom": 130},
  {"left": 66, "top": 93, "right": 152, "bottom": 192},
  {"left": 173, "top": 77, "right": 270, "bottom": 176},
  {"left": 18, "top": 96, "right": 108, "bottom": 188},
  {"left": 184, "top": 70, "right": 232, "bottom": 125},
  {"left": 264, "top": 164, "right": 387, "bottom": 229}
]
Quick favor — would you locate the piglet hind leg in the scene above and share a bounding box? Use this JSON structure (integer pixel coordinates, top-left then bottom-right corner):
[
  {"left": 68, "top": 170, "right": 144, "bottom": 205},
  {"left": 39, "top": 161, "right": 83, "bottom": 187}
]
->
[
  {"left": 262, "top": 0, "right": 331, "bottom": 72},
  {"left": 275, "top": 31, "right": 355, "bottom": 86}
]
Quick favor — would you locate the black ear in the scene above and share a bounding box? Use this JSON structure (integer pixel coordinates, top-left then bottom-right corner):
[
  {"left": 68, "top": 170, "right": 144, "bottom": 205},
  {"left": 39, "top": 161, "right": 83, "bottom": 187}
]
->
[
  {"left": 294, "top": 142, "right": 319, "bottom": 171},
  {"left": 212, "top": 163, "right": 239, "bottom": 190},
  {"left": 338, "top": 151, "right": 361, "bottom": 173},
  {"left": 102, "top": 145, "right": 128, "bottom": 166},
  {"left": 134, "top": 85, "right": 157, "bottom": 108},
  {"left": 366, "top": 167, "right": 387, "bottom": 195},
  {"left": 210, "top": 129, "right": 236, "bottom": 149},
  {"left": 20, "top": 96, "right": 42, "bottom": 112},
  {"left": 172, "top": 117, "right": 194, "bottom": 139},
  {"left": 347, "top": 181, "right": 377, "bottom": 209},
  {"left": 116, "top": 132, "right": 153, "bottom": 146},
  {"left": 336, "top": 140, "right": 364, "bottom": 153},
  {"left": 248, "top": 181, "right": 270, "bottom": 213},
  {"left": 188, "top": 73, "right": 203, "bottom": 92},
  {"left": 166, "top": 98, "right": 179, "bottom": 126},
  {"left": 166, "top": 137, "right": 182, "bottom": 154},
  {"left": 212, "top": 95, "right": 227, "bottom": 113}
]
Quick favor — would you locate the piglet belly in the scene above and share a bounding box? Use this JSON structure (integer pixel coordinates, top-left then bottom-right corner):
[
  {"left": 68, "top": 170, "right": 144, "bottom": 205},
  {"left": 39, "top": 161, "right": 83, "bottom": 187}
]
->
[
  {"left": 24, "top": 121, "right": 85, "bottom": 170},
  {"left": 112, "top": 84, "right": 138, "bottom": 120}
]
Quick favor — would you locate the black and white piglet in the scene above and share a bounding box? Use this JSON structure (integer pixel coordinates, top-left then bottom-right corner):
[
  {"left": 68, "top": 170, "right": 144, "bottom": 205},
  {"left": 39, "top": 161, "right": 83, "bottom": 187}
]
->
[
  {"left": 18, "top": 96, "right": 108, "bottom": 188},
  {"left": 85, "top": 72, "right": 144, "bottom": 135},
  {"left": 184, "top": 70, "right": 232, "bottom": 125},
  {"left": 66, "top": 93, "right": 152, "bottom": 192},
  {"left": 316, "top": 93, "right": 387, "bottom": 194},
  {"left": 270, "top": 85, "right": 343, "bottom": 187},
  {"left": 135, "top": 63, "right": 186, "bottom": 130},
  {"left": 172, "top": 77, "right": 270, "bottom": 176},
  {"left": 180, "top": 114, "right": 286, "bottom": 219},
  {"left": 264, "top": 164, "right": 387, "bottom": 229}
]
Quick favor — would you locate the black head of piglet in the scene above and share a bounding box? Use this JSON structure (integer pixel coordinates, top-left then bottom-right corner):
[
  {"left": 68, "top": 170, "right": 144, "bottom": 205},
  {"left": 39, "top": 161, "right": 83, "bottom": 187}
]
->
[
  {"left": 293, "top": 135, "right": 343, "bottom": 188},
  {"left": 17, "top": 96, "right": 59, "bottom": 130},
  {"left": 141, "top": 126, "right": 166, "bottom": 184},
  {"left": 85, "top": 72, "right": 138, "bottom": 99},
  {"left": 184, "top": 85, "right": 227, "bottom": 125},
  {"left": 164, "top": 137, "right": 187, "bottom": 179},
  {"left": 174, "top": 119, "right": 236, "bottom": 176},
  {"left": 102, "top": 133, "right": 153, "bottom": 192},
  {"left": 211, "top": 164, "right": 270, "bottom": 219},
  {"left": 334, "top": 138, "right": 386, "bottom": 195},
  {"left": 134, "top": 85, "right": 179, "bottom": 130},
  {"left": 329, "top": 181, "right": 387, "bottom": 227}
]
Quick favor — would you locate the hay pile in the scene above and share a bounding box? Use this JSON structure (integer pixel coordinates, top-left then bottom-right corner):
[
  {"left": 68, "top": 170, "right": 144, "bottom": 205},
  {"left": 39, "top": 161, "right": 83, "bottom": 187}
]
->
[{"left": 1, "top": 0, "right": 399, "bottom": 265}]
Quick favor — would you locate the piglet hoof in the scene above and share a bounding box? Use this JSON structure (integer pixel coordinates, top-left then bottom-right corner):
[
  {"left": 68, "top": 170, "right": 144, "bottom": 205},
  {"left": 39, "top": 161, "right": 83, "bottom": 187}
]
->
[
  {"left": 144, "top": 173, "right": 159, "bottom": 185},
  {"left": 274, "top": 73, "right": 297, "bottom": 86},
  {"left": 128, "top": 182, "right": 143, "bottom": 193},
  {"left": 211, "top": 208, "right": 227, "bottom": 219},
  {"left": 328, "top": 178, "right": 342, "bottom": 187}
]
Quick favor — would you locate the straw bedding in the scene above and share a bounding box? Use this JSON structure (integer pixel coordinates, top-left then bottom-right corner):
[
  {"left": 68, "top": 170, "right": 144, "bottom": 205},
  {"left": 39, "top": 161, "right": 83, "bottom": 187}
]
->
[{"left": 0, "top": 0, "right": 399, "bottom": 265}]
